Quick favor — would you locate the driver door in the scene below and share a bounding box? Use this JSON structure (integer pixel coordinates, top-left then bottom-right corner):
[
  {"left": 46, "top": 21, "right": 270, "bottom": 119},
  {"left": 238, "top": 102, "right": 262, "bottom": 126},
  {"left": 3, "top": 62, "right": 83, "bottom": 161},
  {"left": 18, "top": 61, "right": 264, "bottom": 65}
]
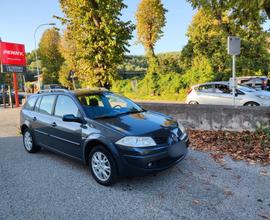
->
[{"left": 50, "top": 95, "right": 83, "bottom": 159}]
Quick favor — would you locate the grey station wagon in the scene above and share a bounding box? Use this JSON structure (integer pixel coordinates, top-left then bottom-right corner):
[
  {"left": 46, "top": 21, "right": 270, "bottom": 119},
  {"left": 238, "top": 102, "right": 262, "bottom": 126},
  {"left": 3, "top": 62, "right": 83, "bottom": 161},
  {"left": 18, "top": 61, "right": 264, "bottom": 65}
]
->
[{"left": 20, "top": 89, "right": 189, "bottom": 185}]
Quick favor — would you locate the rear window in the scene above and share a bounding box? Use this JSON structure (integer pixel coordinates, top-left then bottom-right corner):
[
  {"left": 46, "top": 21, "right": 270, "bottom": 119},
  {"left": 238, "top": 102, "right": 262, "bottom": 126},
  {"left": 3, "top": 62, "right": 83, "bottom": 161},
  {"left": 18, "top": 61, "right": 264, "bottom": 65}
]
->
[
  {"left": 38, "top": 95, "right": 56, "bottom": 115},
  {"left": 23, "top": 96, "right": 38, "bottom": 111}
]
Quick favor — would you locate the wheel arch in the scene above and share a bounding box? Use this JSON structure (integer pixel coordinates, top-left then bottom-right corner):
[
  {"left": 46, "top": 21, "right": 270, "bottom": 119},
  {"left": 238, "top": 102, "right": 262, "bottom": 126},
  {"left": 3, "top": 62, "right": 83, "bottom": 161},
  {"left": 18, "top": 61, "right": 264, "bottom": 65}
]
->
[
  {"left": 82, "top": 137, "right": 120, "bottom": 168},
  {"left": 243, "top": 101, "right": 260, "bottom": 106},
  {"left": 20, "top": 124, "right": 29, "bottom": 134}
]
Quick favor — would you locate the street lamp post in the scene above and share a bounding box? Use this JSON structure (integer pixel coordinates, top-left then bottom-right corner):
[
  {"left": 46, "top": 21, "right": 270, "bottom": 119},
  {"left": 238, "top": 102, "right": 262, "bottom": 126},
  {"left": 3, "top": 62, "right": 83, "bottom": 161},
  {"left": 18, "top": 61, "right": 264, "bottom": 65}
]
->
[{"left": 34, "top": 23, "right": 55, "bottom": 90}]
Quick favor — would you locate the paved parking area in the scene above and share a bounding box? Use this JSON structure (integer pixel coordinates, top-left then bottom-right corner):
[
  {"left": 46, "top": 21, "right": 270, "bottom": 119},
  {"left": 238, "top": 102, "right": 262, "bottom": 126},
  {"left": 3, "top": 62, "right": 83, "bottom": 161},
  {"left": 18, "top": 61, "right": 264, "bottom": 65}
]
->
[{"left": 0, "top": 108, "right": 269, "bottom": 220}]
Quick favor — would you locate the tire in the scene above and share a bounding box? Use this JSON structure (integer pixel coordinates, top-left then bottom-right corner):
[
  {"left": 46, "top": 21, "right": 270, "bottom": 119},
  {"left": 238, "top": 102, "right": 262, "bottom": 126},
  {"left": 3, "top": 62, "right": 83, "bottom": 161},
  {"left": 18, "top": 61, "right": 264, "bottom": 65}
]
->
[
  {"left": 23, "top": 128, "right": 41, "bottom": 153},
  {"left": 189, "top": 101, "right": 199, "bottom": 104},
  {"left": 244, "top": 102, "right": 260, "bottom": 107},
  {"left": 89, "top": 145, "right": 118, "bottom": 186}
]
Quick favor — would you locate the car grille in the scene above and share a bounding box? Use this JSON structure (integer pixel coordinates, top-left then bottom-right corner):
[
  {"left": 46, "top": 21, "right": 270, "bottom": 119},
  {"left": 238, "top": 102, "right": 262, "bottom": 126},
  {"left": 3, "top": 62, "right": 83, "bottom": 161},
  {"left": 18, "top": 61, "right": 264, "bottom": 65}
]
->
[
  {"left": 153, "top": 129, "right": 183, "bottom": 145},
  {"left": 153, "top": 136, "right": 169, "bottom": 145}
]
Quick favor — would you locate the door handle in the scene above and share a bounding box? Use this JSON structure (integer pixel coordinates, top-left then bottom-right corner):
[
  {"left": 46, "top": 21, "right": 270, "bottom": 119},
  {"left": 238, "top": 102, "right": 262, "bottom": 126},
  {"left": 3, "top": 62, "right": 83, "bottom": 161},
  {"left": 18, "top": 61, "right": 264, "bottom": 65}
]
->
[
  {"left": 51, "top": 122, "right": 57, "bottom": 127},
  {"left": 32, "top": 117, "right": 37, "bottom": 121}
]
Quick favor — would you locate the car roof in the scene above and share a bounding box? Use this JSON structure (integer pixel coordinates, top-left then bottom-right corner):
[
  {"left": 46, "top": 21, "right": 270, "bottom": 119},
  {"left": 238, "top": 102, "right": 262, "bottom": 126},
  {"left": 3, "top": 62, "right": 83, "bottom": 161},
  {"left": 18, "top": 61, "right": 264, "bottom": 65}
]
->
[
  {"left": 192, "top": 81, "right": 229, "bottom": 88},
  {"left": 34, "top": 88, "right": 110, "bottom": 96}
]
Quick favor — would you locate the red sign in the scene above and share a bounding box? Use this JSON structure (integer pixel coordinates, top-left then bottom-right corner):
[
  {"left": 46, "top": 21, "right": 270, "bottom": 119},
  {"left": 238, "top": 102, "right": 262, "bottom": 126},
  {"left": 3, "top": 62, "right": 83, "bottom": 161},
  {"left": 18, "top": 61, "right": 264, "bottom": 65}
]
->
[{"left": 0, "top": 41, "right": 26, "bottom": 66}]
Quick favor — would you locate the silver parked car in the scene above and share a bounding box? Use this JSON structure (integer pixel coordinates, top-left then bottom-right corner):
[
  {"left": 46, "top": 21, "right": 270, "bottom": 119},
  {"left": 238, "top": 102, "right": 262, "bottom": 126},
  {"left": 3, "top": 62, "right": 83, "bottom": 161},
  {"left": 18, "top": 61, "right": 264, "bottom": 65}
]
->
[{"left": 186, "top": 81, "right": 270, "bottom": 106}]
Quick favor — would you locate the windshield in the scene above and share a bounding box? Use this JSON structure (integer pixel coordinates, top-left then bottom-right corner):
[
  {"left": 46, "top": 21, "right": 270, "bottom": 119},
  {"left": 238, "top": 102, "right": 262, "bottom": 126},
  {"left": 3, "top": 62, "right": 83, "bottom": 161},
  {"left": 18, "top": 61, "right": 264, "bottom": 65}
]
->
[
  {"left": 237, "top": 85, "right": 257, "bottom": 93},
  {"left": 76, "top": 92, "right": 144, "bottom": 119}
]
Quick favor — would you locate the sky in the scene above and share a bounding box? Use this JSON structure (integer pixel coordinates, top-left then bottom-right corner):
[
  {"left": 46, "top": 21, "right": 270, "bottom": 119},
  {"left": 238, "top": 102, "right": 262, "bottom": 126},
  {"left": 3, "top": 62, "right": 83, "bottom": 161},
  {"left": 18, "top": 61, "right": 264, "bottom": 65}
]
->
[{"left": 0, "top": 0, "right": 269, "bottom": 55}]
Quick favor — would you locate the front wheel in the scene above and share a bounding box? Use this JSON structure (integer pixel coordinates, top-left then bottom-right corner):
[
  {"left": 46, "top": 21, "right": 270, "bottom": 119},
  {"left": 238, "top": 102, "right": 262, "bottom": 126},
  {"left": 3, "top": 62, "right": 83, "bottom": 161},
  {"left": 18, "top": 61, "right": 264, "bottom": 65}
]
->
[
  {"left": 23, "top": 128, "right": 40, "bottom": 153},
  {"left": 244, "top": 102, "right": 260, "bottom": 107},
  {"left": 89, "top": 145, "right": 118, "bottom": 186}
]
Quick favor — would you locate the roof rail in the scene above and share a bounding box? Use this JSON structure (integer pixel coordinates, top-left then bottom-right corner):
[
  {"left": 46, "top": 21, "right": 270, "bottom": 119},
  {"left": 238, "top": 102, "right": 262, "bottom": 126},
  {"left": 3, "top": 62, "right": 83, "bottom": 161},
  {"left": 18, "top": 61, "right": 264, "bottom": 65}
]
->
[{"left": 37, "top": 89, "right": 70, "bottom": 94}]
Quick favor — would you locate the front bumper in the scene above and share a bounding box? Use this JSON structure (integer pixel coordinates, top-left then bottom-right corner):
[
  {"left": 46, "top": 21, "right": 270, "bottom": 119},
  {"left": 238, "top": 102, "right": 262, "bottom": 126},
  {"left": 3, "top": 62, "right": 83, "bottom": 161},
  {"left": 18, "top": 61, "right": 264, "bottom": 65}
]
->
[{"left": 116, "top": 133, "right": 189, "bottom": 177}]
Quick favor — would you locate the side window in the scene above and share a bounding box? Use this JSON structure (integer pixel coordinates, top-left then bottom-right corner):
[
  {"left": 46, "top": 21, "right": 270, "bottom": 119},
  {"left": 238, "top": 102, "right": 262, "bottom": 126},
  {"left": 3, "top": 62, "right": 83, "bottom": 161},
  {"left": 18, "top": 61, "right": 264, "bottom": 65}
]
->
[
  {"left": 38, "top": 95, "right": 56, "bottom": 115},
  {"left": 34, "top": 97, "right": 42, "bottom": 112},
  {"left": 54, "top": 95, "right": 79, "bottom": 118},
  {"left": 24, "top": 96, "right": 38, "bottom": 111},
  {"left": 197, "top": 85, "right": 214, "bottom": 93},
  {"left": 215, "top": 84, "right": 231, "bottom": 94}
]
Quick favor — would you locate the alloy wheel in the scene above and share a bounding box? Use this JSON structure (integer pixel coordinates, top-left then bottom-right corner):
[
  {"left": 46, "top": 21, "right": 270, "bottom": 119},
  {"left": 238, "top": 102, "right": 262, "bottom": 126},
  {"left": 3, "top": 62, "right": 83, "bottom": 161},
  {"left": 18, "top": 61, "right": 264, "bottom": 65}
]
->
[
  {"left": 24, "top": 131, "right": 33, "bottom": 151},
  {"left": 91, "top": 152, "right": 111, "bottom": 182}
]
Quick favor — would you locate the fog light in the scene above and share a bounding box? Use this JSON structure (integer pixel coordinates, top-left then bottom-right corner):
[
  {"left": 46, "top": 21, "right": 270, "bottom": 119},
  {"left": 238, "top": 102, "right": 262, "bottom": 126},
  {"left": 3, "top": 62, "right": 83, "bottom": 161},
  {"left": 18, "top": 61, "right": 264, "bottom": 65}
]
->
[{"left": 147, "top": 162, "right": 153, "bottom": 167}]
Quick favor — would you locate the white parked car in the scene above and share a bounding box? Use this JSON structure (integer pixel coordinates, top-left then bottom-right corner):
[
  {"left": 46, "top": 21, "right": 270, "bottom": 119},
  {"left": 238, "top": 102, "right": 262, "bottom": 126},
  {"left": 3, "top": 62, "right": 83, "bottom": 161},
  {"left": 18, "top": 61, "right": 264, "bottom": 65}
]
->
[{"left": 186, "top": 82, "right": 270, "bottom": 106}]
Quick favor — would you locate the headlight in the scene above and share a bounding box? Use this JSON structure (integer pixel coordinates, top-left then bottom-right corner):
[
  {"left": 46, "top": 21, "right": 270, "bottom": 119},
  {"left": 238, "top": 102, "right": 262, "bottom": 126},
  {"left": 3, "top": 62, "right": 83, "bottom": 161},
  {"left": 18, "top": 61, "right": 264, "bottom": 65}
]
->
[
  {"left": 178, "top": 123, "right": 186, "bottom": 134},
  {"left": 115, "top": 136, "right": 156, "bottom": 147}
]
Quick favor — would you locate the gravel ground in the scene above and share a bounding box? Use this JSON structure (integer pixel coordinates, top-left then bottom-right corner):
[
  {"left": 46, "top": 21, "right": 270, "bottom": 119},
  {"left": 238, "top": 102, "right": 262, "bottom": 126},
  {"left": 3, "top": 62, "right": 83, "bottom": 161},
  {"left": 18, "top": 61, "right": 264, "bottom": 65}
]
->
[{"left": 0, "top": 108, "right": 269, "bottom": 220}]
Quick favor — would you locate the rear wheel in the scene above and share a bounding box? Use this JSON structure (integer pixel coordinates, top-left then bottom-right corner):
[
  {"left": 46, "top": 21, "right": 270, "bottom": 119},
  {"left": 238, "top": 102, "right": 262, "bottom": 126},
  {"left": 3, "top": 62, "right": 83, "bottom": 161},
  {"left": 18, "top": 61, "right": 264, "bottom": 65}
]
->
[
  {"left": 23, "top": 128, "right": 40, "bottom": 153},
  {"left": 244, "top": 102, "right": 260, "bottom": 107},
  {"left": 89, "top": 145, "right": 118, "bottom": 186}
]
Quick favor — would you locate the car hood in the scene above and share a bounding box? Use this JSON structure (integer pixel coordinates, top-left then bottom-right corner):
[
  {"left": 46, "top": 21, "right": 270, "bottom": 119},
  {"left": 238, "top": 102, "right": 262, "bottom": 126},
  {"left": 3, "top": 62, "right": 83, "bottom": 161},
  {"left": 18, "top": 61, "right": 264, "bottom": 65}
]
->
[{"left": 96, "top": 111, "right": 178, "bottom": 136}]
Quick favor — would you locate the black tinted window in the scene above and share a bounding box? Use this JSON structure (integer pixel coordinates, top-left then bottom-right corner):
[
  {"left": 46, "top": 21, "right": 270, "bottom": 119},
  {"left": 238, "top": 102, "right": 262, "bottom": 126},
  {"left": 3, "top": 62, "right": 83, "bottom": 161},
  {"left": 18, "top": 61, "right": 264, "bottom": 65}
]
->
[
  {"left": 54, "top": 95, "right": 79, "bottom": 117},
  {"left": 215, "top": 84, "right": 231, "bottom": 94},
  {"left": 24, "top": 96, "right": 37, "bottom": 111},
  {"left": 39, "top": 95, "right": 56, "bottom": 115}
]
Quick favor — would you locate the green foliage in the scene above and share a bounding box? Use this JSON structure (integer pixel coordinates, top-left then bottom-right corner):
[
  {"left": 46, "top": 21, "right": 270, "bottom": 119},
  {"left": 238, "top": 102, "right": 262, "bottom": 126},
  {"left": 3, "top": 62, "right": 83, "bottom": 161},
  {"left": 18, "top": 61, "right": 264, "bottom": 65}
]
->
[
  {"left": 136, "top": 0, "right": 167, "bottom": 58},
  {"left": 182, "top": 55, "right": 215, "bottom": 87},
  {"left": 39, "top": 28, "right": 64, "bottom": 84},
  {"left": 58, "top": 0, "right": 134, "bottom": 88},
  {"left": 182, "top": 9, "right": 270, "bottom": 80},
  {"left": 58, "top": 63, "right": 73, "bottom": 89},
  {"left": 187, "top": 0, "right": 269, "bottom": 28},
  {"left": 118, "top": 55, "right": 148, "bottom": 72}
]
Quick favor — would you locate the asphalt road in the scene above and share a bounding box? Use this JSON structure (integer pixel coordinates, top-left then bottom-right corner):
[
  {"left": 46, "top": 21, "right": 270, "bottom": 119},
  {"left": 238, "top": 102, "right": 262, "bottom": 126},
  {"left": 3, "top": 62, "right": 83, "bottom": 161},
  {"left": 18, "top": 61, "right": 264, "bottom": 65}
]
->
[{"left": 0, "top": 108, "right": 269, "bottom": 220}]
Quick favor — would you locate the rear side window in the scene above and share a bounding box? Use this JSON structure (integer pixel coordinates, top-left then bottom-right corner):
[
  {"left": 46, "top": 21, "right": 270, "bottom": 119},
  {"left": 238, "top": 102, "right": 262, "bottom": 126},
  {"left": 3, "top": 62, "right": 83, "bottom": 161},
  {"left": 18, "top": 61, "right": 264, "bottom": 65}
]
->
[
  {"left": 24, "top": 96, "right": 38, "bottom": 111},
  {"left": 196, "top": 85, "right": 214, "bottom": 93},
  {"left": 54, "top": 95, "right": 79, "bottom": 117},
  {"left": 38, "top": 95, "right": 56, "bottom": 115}
]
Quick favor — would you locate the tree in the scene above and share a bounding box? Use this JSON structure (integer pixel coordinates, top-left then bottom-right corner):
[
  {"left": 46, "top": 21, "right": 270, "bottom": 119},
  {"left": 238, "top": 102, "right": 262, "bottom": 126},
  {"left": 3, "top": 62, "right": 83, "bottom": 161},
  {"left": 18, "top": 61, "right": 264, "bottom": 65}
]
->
[
  {"left": 183, "top": 55, "right": 215, "bottom": 87},
  {"left": 39, "top": 28, "right": 64, "bottom": 84},
  {"left": 136, "top": 0, "right": 167, "bottom": 58},
  {"left": 182, "top": 9, "right": 270, "bottom": 79},
  {"left": 187, "top": 0, "right": 270, "bottom": 34},
  {"left": 58, "top": 29, "right": 78, "bottom": 89},
  {"left": 57, "top": 0, "right": 134, "bottom": 88},
  {"left": 135, "top": 0, "right": 167, "bottom": 95}
]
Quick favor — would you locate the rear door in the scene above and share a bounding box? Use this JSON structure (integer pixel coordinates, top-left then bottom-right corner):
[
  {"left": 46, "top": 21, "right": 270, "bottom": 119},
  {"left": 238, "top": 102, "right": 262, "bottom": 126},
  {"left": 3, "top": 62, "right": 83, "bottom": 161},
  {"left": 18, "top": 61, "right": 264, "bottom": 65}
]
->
[
  {"left": 32, "top": 95, "right": 57, "bottom": 147},
  {"left": 195, "top": 84, "right": 216, "bottom": 104},
  {"left": 49, "top": 95, "right": 83, "bottom": 159}
]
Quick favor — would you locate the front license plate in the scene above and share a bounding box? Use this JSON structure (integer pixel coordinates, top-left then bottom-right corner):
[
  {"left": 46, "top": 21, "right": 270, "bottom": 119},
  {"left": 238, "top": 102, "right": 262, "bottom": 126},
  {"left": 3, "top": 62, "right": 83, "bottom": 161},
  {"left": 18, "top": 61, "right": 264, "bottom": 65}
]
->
[{"left": 168, "top": 142, "right": 187, "bottom": 158}]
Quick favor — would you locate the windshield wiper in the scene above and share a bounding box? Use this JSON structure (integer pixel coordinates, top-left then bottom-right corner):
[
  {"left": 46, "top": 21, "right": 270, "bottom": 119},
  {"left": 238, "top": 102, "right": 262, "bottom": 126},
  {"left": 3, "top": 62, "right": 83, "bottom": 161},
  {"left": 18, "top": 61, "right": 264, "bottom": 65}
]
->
[
  {"left": 94, "top": 109, "right": 146, "bottom": 119},
  {"left": 116, "top": 109, "right": 146, "bottom": 116}
]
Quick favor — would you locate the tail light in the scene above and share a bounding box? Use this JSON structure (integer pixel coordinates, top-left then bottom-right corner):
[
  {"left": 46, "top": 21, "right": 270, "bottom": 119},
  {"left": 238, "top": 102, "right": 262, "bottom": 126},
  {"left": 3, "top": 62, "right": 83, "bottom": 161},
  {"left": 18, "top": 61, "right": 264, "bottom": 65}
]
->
[
  {"left": 187, "top": 88, "right": 193, "bottom": 94},
  {"left": 262, "top": 80, "right": 267, "bottom": 90}
]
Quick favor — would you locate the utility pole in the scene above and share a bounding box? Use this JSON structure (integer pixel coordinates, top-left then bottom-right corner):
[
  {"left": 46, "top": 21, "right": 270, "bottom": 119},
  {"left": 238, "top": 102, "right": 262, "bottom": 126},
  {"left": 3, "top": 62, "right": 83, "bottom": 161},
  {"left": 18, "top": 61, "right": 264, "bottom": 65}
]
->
[{"left": 228, "top": 36, "right": 241, "bottom": 107}]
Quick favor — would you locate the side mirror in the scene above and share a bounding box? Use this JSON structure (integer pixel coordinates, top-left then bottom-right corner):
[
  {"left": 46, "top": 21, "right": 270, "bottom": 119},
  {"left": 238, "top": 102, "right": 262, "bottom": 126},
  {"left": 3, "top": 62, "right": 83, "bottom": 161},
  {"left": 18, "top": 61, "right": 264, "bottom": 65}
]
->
[{"left": 62, "top": 114, "right": 86, "bottom": 124}]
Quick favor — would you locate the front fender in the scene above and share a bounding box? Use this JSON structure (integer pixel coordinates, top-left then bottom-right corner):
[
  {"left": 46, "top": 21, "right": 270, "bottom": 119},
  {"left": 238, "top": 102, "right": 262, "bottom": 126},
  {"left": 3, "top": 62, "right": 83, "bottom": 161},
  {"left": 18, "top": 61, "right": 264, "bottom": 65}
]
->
[{"left": 82, "top": 133, "right": 121, "bottom": 165}]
